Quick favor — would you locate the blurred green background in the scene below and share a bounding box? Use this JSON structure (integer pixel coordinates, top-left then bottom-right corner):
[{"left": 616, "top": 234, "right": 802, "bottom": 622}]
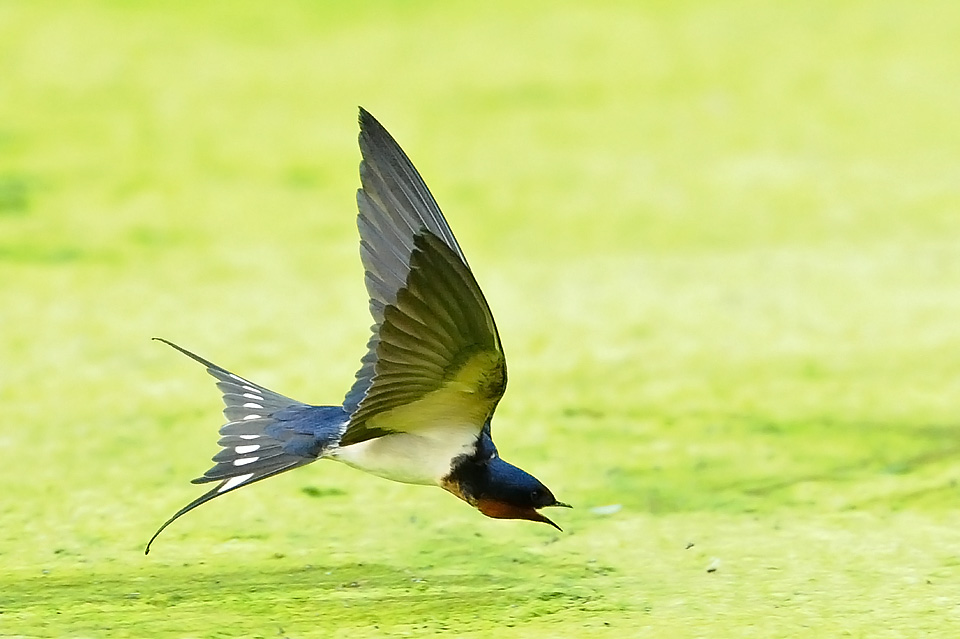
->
[{"left": 1, "top": 1, "right": 959, "bottom": 637}]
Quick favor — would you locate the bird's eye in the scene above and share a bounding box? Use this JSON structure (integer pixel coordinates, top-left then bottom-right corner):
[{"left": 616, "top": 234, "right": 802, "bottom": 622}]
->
[{"left": 530, "top": 489, "right": 543, "bottom": 502}]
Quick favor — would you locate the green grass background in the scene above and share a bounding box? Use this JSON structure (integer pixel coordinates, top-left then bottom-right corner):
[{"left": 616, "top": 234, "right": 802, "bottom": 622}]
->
[{"left": 2, "top": 0, "right": 960, "bottom": 636}]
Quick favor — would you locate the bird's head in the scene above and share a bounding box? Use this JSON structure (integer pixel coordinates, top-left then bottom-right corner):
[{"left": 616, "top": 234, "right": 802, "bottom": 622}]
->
[{"left": 447, "top": 455, "right": 570, "bottom": 531}]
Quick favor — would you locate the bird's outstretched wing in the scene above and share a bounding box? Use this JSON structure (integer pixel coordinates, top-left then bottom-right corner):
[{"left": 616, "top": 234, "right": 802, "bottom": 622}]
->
[{"left": 340, "top": 109, "right": 506, "bottom": 446}]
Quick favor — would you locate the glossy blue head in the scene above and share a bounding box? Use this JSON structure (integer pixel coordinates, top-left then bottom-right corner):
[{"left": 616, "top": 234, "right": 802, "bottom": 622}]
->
[
  {"left": 446, "top": 453, "right": 569, "bottom": 531},
  {"left": 476, "top": 457, "right": 569, "bottom": 530}
]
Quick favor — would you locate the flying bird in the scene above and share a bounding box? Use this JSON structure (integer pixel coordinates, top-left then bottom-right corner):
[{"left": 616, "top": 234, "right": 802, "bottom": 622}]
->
[{"left": 145, "top": 109, "right": 568, "bottom": 554}]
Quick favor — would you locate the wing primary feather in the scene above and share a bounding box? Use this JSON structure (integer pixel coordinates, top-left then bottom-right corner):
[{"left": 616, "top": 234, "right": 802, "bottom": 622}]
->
[
  {"left": 357, "top": 108, "right": 466, "bottom": 263},
  {"left": 359, "top": 162, "right": 424, "bottom": 241},
  {"left": 358, "top": 219, "right": 409, "bottom": 294}
]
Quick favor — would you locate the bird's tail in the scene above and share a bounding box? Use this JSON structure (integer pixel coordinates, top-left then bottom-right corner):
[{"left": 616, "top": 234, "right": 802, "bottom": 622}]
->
[{"left": 145, "top": 338, "right": 348, "bottom": 554}]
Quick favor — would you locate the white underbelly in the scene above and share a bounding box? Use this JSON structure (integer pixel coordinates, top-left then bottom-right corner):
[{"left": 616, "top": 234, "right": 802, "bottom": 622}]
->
[{"left": 331, "top": 424, "right": 478, "bottom": 486}]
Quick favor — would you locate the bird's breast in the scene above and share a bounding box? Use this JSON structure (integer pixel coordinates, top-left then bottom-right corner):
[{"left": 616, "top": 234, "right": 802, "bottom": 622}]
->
[{"left": 331, "top": 422, "right": 478, "bottom": 486}]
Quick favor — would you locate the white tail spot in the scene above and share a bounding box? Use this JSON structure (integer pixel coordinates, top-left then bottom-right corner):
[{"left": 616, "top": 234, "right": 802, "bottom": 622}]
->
[
  {"left": 239, "top": 434, "right": 260, "bottom": 440},
  {"left": 229, "top": 373, "right": 250, "bottom": 383},
  {"left": 235, "top": 444, "right": 261, "bottom": 455},
  {"left": 233, "top": 457, "right": 259, "bottom": 466},
  {"left": 242, "top": 393, "right": 264, "bottom": 401},
  {"left": 218, "top": 473, "right": 254, "bottom": 493},
  {"left": 242, "top": 402, "right": 264, "bottom": 409},
  {"left": 242, "top": 385, "right": 260, "bottom": 393},
  {"left": 243, "top": 414, "right": 261, "bottom": 420}
]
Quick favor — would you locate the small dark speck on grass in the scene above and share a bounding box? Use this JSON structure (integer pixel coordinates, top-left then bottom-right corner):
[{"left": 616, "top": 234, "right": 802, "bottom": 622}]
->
[
  {"left": 301, "top": 485, "right": 346, "bottom": 498},
  {"left": 686, "top": 542, "right": 695, "bottom": 549},
  {"left": 538, "top": 590, "right": 570, "bottom": 601},
  {"left": 587, "top": 564, "right": 616, "bottom": 576}
]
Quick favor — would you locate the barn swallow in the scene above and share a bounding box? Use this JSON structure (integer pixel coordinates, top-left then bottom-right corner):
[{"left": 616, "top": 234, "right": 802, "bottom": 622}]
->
[{"left": 145, "top": 108, "right": 568, "bottom": 554}]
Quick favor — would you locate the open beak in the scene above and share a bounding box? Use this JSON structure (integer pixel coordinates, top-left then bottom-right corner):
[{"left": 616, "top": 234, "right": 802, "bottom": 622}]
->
[
  {"left": 477, "top": 498, "right": 571, "bottom": 531},
  {"left": 535, "top": 499, "right": 571, "bottom": 531},
  {"left": 528, "top": 509, "right": 562, "bottom": 531}
]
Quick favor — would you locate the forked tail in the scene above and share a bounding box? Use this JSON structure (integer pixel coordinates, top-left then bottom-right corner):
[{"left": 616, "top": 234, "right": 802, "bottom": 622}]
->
[{"left": 145, "top": 338, "right": 348, "bottom": 554}]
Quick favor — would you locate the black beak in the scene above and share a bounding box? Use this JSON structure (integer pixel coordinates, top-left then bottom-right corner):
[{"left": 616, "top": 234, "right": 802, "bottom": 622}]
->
[
  {"left": 534, "top": 500, "right": 570, "bottom": 531},
  {"left": 540, "top": 514, "right": 563, "bottom": 532}
]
